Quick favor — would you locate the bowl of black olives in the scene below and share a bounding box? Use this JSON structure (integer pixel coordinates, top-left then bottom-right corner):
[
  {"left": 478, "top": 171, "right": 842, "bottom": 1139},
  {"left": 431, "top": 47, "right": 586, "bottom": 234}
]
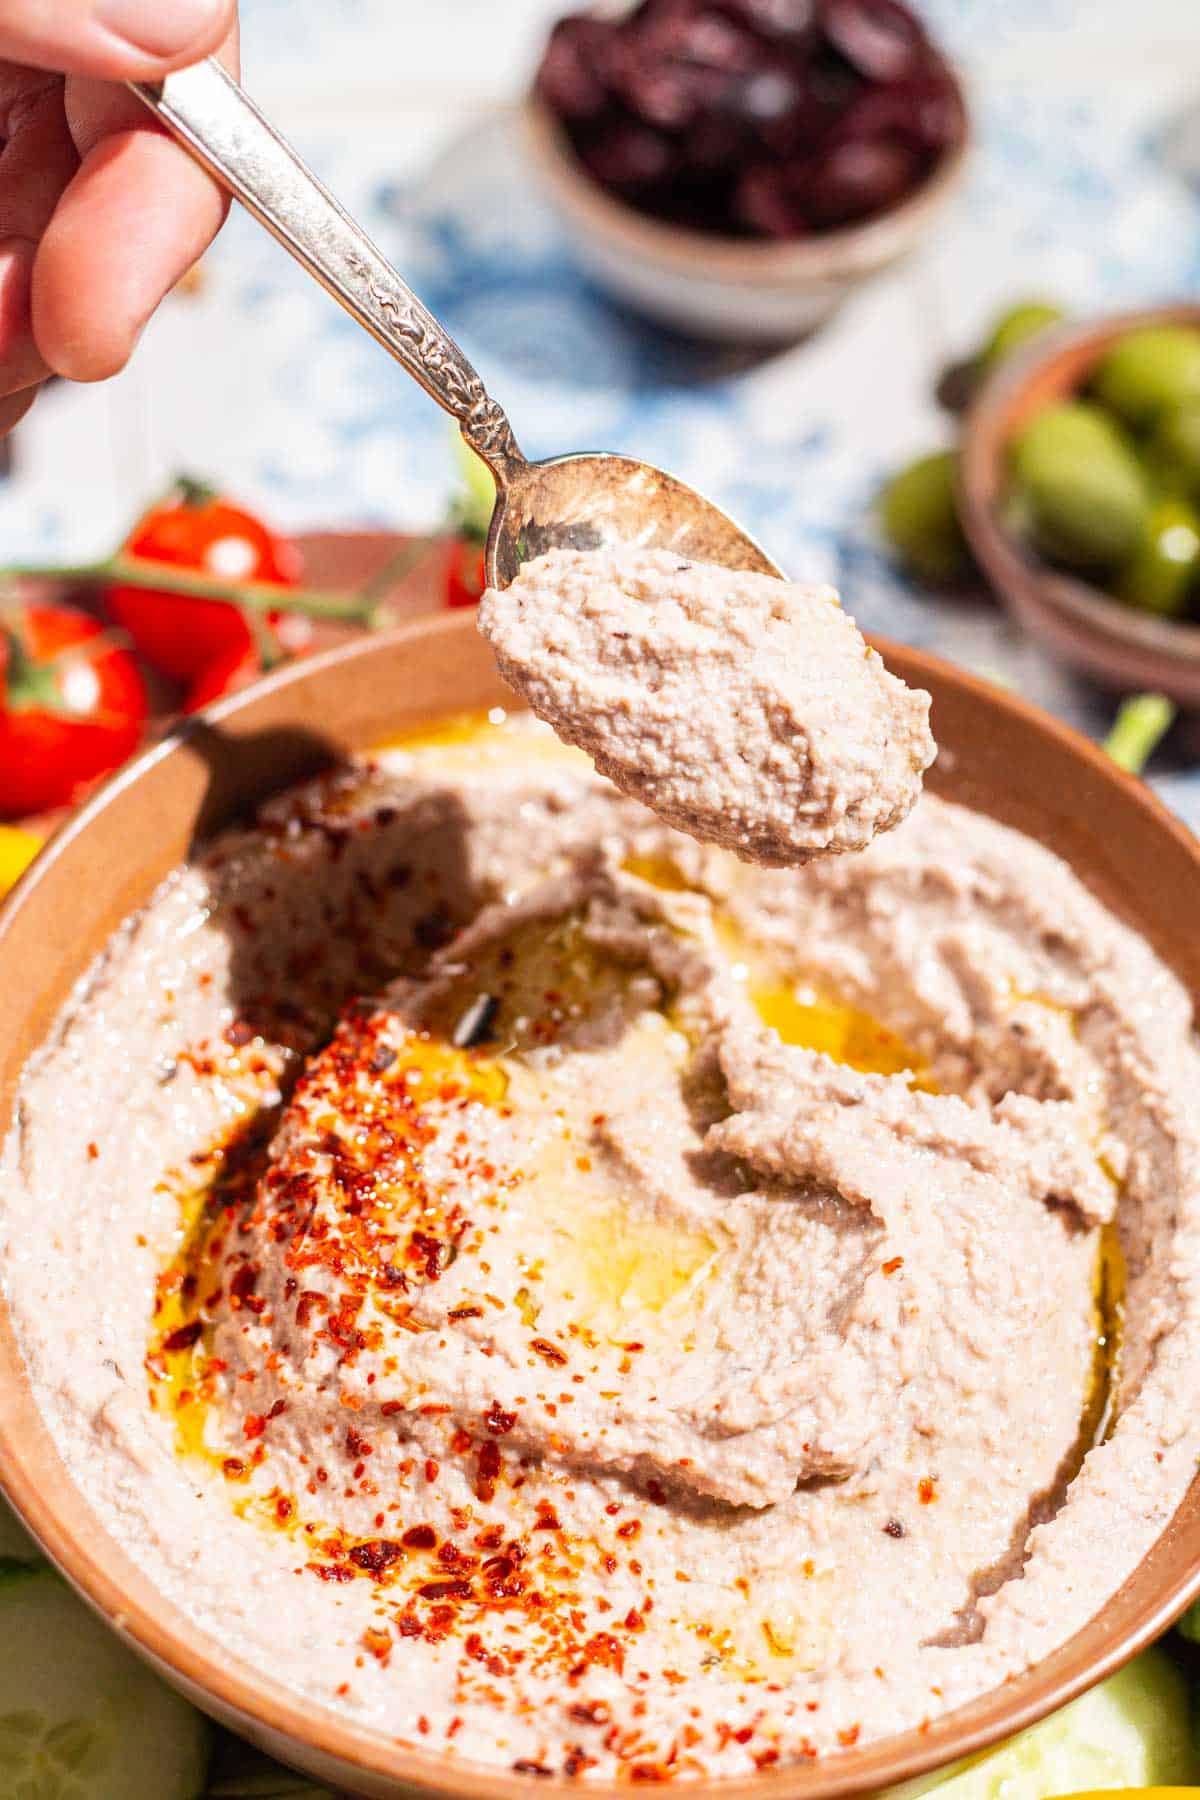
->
[
  {"left": 525, "top": 0, "right": 970, "bottom": 341},
  {"left": 959, "top": 306, "right": 1200, "bottom": 705}
]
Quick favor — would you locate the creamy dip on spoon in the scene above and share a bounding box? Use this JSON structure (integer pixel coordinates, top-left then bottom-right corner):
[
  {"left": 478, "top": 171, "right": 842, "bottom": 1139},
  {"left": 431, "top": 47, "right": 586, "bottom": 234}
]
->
[{"left": 478, "top": 546, "right": 936, "bottom": 865}]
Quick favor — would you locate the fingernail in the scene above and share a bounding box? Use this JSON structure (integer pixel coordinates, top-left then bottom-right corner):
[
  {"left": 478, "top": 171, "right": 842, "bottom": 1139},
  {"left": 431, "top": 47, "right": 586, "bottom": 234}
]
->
[{"left": 92, "top": 0, "right": 228, "bottom": 58}]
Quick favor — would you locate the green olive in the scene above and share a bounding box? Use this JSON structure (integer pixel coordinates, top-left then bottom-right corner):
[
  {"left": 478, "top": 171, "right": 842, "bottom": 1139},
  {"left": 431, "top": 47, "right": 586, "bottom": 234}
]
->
[
  {"left": 878, "top": 450, "right": 971, "bottom": 585},
  {"left": 1090, "top": 325, "right": 1200, "bottom": 430},
  {"left": 1144, "top": 399, "right": 1200, "bottom": 501},
  {"left": 977, "top": 301, "right": 1065, "bottom": 374},
  {"left": 1008, "top": 402, "right": 1150, "bottom": 571},
  {"left": 1116, "top": 498, "right": 1200, "bottom": 617}
]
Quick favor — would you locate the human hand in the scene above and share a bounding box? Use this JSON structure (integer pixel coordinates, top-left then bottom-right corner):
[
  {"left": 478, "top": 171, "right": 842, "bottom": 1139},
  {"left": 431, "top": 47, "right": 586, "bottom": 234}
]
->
[{"left": 0, "top": 0, "right": 238, "bottom": 436}]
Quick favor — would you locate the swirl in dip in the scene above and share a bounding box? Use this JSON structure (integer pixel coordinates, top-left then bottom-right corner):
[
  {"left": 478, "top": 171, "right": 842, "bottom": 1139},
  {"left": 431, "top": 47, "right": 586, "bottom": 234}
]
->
[{"left": 3, "top": 710, "right": 1198, "bottom": 1784}]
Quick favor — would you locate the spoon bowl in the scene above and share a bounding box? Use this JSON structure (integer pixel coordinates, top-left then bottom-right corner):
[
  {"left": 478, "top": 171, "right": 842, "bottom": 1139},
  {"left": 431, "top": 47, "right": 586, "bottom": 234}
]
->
[
  {"left": 488, "top": 449, "right": 780, "bottom": 585},
  {"left": 132, "top": 59, "right": 779, "bottom": 592}
]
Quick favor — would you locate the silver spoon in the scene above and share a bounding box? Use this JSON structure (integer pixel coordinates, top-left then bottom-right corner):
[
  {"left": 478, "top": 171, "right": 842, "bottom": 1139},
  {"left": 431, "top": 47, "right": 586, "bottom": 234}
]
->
[{"left": 130, "top": 59, "right": 780, "bottom": 589}]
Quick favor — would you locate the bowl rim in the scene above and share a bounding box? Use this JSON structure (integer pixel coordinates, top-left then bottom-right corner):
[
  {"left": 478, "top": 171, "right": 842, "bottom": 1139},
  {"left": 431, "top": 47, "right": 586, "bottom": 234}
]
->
[
  {"left": 1, "top": 610, "right": 1199, "bottom": 1798},
  {"left": 521, "top": 87, "right": 972, "bottom": 282},
  {"left": 957, "top": 301, "right": 1200, "bottom": 683}
]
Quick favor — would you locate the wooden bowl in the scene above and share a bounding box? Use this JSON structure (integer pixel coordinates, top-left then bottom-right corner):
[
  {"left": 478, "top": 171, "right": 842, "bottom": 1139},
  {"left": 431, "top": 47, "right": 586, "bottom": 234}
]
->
[
  {"left": 522, "top": 93, "right": 970, "bottom": 344},
  {"left": 958, "top": 303, "right": 1200, "bottom": 705},
  {"left": 0, "top": 613, "right": 1198, "bottom": 1798}
]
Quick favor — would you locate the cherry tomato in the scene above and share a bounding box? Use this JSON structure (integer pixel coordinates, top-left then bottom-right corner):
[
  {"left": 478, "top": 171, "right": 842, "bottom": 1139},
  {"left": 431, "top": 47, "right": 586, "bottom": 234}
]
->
[
  {"left": 184, "top": 637, "right": 264, "bottom": 713},
  {"left": 444, "top": 536, "right": 486, "bottom": 609},
  {"left": 106, "top": 480, "right": 301, "bottom": 681},
  {"left": 0, "top": 604, "right": 148, "bottom": 818}
]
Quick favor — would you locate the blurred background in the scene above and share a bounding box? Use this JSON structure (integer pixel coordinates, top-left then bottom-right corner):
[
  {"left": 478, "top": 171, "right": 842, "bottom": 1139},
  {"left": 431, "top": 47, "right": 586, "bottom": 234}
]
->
[{"left": 2, "top": 0, "right": 1199, "bottom": 834}]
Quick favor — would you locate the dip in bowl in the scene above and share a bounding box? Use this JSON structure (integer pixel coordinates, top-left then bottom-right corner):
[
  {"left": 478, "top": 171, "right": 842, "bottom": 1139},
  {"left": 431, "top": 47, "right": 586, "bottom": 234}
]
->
[{"left": 0, "top": 615, "right": 1197, "bottom": 1798}]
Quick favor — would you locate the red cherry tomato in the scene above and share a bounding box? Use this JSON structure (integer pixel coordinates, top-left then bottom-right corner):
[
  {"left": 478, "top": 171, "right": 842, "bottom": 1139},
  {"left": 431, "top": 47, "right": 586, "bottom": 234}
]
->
[
  {"left": 444, "top": 537, "right": 486, "bottom": 609},
  {"left": 106, "top": 481, "right": 301, "bottom": 681},
  {"left": 0, "top": 604, "right": 148, "bottom": 818},
  {"left": 183, "top": 637, "right": 264, "bottom": 713}
]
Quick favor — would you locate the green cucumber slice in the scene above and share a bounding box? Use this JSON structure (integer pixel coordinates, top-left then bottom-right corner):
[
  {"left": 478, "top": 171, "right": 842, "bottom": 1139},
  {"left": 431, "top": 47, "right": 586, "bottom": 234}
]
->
[
  {"left": 0, "top": 1565, "right": 210, "bottom": 1798},
  {"left": 882, "top": 1646, "right": 1197, "bottom": 1799}
]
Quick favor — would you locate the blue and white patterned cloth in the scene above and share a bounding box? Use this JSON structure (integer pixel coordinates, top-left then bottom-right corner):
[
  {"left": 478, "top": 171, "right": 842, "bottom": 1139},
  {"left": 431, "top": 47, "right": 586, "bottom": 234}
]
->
[{"left": 3, "top": 0, "right": 1199, "bottom": 820}]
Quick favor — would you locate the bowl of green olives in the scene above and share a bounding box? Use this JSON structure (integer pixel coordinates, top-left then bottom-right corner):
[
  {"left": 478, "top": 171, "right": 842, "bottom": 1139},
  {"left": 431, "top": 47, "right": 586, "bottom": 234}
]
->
[{"left": 958, "top": 305, "right": 1200, "bottom": 704}]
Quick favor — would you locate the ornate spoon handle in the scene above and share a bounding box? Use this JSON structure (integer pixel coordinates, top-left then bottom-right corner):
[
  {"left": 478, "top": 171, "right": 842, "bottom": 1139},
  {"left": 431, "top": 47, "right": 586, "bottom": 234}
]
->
[{"left": 130, "top": 58, "right": 523, "bottom": 482}]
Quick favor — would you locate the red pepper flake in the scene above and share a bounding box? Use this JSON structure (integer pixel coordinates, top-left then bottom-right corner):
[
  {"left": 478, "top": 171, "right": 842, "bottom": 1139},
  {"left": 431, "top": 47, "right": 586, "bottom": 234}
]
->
[
  {"left": 475, "top": 1438, "right": 502, "bottom": 1504},
  {"left": 534, "top": 1504, "right": 562, "bottom": 1533},
  {"left": 228, "top": 1264, "right": 258, "bottom": 1305},
  {"left": 448, "top": 1304, "right": 483, "bottom": 1320},
  {"left": 222, "top": 1457, "right": 246, "bottom": 1479},
  {"left": 402, "top": 1524, "right": 437, "bottom": 1551},
  {"left": 162, "top": 1320, "right": 204, "bottom": 1353},
  {"left": 581, "top": 1632, "right": 624, "bottom": 1674},
  {"left": 409, "top": 1228, "right": 451, "bottom": 1283},
  {"left": 86, "top": 1142, "right": 99, "bottom": 1161},
  {"left": 268, "top": 1398, "right": 287, "bottom": 1420},
  {"left": 531, "top": 1338, "right": 568, "bottom": 1367},
  {"left": 616, "top": 1520, "right": 641, "bottom": 1540},
  {"left": 918, "top": 1477, "right": 937, "bottom": 1505},
  {"left": 243, "top": 1413, "right": 267, "bottom": 1441},
  {"left": 882, "top": 1256, "right": 904, "bottom": 1276},
  {"left": 418, "top": 1577, "right": 473, "bottom": 1601},
  {"left": 275, "top": 1496, "right": 294, "bottom": 1523},
  {"left": 838, "top": 1725, "right": 861, "bottom": 1747},
  {"left": 512, "top": 1762, "right": 553, "bottom": 1779},
  {"left": 310, "top": 1563, "right": 356, "bottom": 1583},
  {"left": 484, "top": 1403, "right": 517, "bottom": 1436},
  {"left": 362, "top": 1626, "right": 392, "bottom": 1662},
  {"left": 348, "top": 1539, "right": 404, "bottom": 1576},
  {"left": 568, "top": 1700, "right": 611, "bottom": 1726},
  {"left": 424, "top": 1459, "right": 439, "bottom": 1483}
]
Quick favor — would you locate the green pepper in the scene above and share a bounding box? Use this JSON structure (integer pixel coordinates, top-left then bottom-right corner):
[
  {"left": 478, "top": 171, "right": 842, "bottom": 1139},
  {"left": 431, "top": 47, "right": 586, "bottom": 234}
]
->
[
  {"left": 1008, "top": 402, "right": 1150, "bottom": 571},
  {"left": 1091, "top": 324, "right": 1200, "bottom": 430},
  {"left": 977, "top": 300, "right": 1065, "bottom": 374},
  {"left": 878, "top": 450, "right": 971, "bottom": 585},
  {"left": 1116, "top": 497, "right": 1200, "bottom": 616},
  {"left": 1144, "top": 398, "right": 1200, "bottom": 501}
]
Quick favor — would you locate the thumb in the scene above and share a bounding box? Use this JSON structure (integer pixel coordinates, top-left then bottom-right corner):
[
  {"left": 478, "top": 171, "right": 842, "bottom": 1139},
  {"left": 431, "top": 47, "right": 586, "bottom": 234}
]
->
[{"left": 0, "top": 0, "right": 236, "bottom": 82}]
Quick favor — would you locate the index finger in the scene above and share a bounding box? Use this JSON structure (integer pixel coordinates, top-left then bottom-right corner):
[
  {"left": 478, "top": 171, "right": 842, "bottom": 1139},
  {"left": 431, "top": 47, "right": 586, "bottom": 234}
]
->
[
  {"left": 32, "top": 22, "right": 239, "bottom": 383},
  {"left": 0, "top": 0, "right": 235, "bottom": 83}
]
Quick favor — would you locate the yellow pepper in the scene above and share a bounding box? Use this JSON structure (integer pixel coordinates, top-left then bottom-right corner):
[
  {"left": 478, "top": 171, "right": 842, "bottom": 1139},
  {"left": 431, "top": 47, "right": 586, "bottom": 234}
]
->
[{"left": 0, "top": 825, "right": 44, "bottom": 896}]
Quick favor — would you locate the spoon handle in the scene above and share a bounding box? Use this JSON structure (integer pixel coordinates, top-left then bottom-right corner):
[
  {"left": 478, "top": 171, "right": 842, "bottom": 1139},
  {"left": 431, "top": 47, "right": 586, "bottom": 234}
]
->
[{"left": 130, "top": 58, "right": 523, "bottom": 482}]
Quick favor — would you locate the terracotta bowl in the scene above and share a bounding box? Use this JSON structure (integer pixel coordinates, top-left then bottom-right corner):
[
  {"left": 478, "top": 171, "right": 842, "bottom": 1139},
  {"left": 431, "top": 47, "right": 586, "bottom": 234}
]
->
[
  {"left": 521, "top": 94, "right": 970, "bottom": 344},
  {"left": 1, "top": 614, "right": 1198, "bottom": 1799},
  {"left": 958, "top": 303, "right": 1200, "bottom": 705}
]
